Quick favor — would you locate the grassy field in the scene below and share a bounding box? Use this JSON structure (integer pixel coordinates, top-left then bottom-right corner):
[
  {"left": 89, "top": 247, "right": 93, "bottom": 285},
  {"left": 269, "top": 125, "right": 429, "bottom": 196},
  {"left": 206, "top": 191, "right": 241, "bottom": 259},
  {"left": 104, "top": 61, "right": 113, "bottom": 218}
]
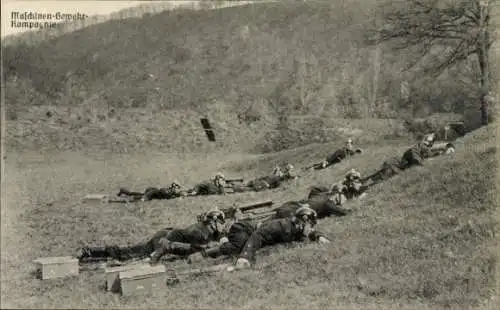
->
[{"left": 1, "top": 123, "right": 498, "bottom": 309}]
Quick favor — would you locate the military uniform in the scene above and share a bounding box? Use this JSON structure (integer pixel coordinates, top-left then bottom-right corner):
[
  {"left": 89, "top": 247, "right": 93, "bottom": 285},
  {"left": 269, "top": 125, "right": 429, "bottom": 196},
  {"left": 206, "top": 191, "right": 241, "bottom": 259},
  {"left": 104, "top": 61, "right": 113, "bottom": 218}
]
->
[
  {"left": 194, "top": 219, "right": 261, "bottom": 260},
  {"left": 236, "top": 209, "right": 328, "bottom": 266},
  {"left": 363, "top": 135, "right": 436, "bottom": 186},
  {"left": 342, "top": 169, "right": 364, "bottom": 199},
  {"left": 400, "top": 141, "right": 431, "bottom": 169},
  {"left": 117, "top": 181, "right": 184, "bottom": 201},
  {"left": 246, "top": 175, "right": 282, "bottom": 192},
  {"left": 312, "top": 139, "right": 359, "bottom": 170},
  {"left": 191, "top": 174, "right": 227, "bottom": 196},
  {"left": 77, "top": 215, "right": 224, "bottom": 262},
  {"left": 274, "top": 192, "right": 350, "bottom": 220},
  {"left": 142, "top": 186, "right": 184, "bottom": 200}
]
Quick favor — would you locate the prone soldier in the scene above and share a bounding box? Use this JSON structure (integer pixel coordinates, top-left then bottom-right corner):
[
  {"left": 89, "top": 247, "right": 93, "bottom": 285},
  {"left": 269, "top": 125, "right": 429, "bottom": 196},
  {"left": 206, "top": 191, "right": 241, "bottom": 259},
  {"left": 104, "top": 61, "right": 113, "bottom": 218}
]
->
[
  {"left": 273, "top": 183, "right": 351, "bottom": 220},
  {"left": 76, "top": 209, "right": 227, "bottom": 263},
  {"left": 242, "top": 163, "right": 298, "bottom": 192},
  {"left": 341, "top": 169, "right": 365, "bottom": 199},
  {"left": 188, "top": 206, "right": 330, "bottom": 269},
  {"left": 307, "top": 139, "right": 363, "bottom": 170},
  {"left": 228, "top": 206, "right": 330, "bottom": 271},
  {"left": 117, "top": 180, "right": 187, "bottom": 202},
  {"left": 362, "top": 133, "right": 452, "bottom": 187},
  {"left": 188, "top": 172, "right": 228, "bottom": 196}
]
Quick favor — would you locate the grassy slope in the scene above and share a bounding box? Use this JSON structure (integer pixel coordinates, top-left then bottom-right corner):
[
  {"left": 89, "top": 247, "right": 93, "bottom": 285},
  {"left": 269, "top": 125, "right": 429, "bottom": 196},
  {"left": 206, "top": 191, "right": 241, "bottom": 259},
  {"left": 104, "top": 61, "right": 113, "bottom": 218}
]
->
[
  {"left": 1, "top": 124, "right": 497, "bottom": 309},
  {"left": 5, "top": 0, "right": 441, "bottom": 154}
]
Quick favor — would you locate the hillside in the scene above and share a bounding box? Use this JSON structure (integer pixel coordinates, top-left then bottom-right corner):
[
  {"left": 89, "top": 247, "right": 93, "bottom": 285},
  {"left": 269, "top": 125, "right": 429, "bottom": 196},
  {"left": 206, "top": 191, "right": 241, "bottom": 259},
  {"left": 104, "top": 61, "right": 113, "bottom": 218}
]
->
[
  {"left": 3, "top": 0, "right": 479, "bottom": 154},
  {"left": 2, "top": 122, "right": 497, "bottom": 309}
]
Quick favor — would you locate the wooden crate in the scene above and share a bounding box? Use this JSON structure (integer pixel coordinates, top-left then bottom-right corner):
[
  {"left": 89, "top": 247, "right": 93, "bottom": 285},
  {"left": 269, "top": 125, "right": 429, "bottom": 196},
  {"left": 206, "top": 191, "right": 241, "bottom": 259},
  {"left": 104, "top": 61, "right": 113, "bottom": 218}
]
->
[
  {"left": 117, "top": 265, "right": 167, "bottom": 296},
  {"left": 104, "top": 264, "right": 151, "bottom": 292},
  {"left": 33, "top": 256, "right": 79, "bottom": 280}
]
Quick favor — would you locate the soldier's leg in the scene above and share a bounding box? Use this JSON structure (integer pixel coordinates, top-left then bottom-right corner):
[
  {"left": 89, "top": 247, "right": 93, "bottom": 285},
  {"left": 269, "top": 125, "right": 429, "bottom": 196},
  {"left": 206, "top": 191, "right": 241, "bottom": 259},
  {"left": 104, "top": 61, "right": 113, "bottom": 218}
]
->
[
  {"left": 117, "top": 188, "right": 144, "bottom": 197},
  {"left": 107, "top": 243, "right": 153, "bottom": 261},
  {"left": 143, "top": 188, "right": 170, "bottom": 200},
  {"left": 77, "top": 243, "right": 149, "bottom": 262},
  {"left": 150, "top": 239, "right": 198, "bottom": 261}
]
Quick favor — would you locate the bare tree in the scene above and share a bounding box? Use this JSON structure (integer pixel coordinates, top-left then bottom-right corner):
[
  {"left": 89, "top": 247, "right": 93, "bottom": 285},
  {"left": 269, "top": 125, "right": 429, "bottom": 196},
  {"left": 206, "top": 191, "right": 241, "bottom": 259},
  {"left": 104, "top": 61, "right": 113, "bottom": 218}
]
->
[{"left": 371, "top": 0, "right": 496, "bottom": 125}]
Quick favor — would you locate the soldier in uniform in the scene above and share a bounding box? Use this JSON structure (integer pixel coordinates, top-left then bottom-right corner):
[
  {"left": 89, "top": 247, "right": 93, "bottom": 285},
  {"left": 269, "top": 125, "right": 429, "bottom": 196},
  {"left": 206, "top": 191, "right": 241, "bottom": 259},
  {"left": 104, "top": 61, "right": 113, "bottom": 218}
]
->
[
  {"left": 274, "top": 183, "right": 350, "bottom": 220},
  {"left": 308, "top": 139, "right": 362, "bottom": 170},
  {"left": 228, "top": 206, "right": 330, "bottom": 270},
  {"left": 116, "top": 180, "right": 186, "bottom": 201},
  {"left": 283, "top": 163, "right": 298, "bottom": 180},
  {"left": 189, "top": 172, "right": 228, "bottom": 196},
  {"left": 76, "top": 209, "right": 227, "bottom": 263},
  {"left": 399, "top": 133, "right": 435, "bottom": 169},
  {"left": 187, "top": 217, "right": 262, "bottom": 263},
  {"left": 342, "top": 169, "right": 364, "bottom": 199},
  {"left": 188, "top": 206, "right": 330, "bottom": 268},
  {"left": 362, "top": 133, "right": 437, "bottom": 187}
]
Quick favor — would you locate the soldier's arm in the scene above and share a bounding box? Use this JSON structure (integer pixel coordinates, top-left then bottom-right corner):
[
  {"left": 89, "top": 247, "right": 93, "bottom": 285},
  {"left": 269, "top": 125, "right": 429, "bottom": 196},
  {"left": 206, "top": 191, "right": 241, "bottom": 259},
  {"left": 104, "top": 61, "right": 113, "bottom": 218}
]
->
[{"left": 307, "top": 230, "right": 330, "bottom": 243}]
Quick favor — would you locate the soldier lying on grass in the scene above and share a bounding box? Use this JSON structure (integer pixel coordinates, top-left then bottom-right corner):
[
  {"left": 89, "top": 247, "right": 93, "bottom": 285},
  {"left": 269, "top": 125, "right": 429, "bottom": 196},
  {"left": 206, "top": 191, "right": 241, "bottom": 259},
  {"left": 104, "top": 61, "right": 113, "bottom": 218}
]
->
[
  {"left": 76, "top": 209, "right": 227, "bottom": 263},
  {"left": 187, "top": 206, "right": 330, "bottom": 269},
  {"left": 188, "top": 172, "right": 228, "bottom": 196},
  {"left": 228, "top": 206, "right": 330, "bottom": 271},
  {"left": 306, "top": 169, "right": 366, "bottom": 202},
  {"left": 117, "top": 180, "right": 187, "bottom": 201},
  {"left": 306, "top": 139, "right": 363, "bottom": 170},
  {"left": 341, "top": 168, "right": 365, "bottom": 199},
  {"left": 233, "top": 164, "right": 298, "bottom": 193},
  {"left": 362, "top": 134, "right": 455, "bottom": 187},
  {"left": 273, "top": 184, "right": 351, "bottom": 220}
]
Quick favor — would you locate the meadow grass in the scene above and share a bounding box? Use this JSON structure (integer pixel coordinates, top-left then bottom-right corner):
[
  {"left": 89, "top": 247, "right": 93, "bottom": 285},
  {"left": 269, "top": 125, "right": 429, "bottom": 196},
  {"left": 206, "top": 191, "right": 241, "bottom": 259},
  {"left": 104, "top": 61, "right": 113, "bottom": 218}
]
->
[{"left": 1, "top": 124, "right": 498, "bottom": 309}]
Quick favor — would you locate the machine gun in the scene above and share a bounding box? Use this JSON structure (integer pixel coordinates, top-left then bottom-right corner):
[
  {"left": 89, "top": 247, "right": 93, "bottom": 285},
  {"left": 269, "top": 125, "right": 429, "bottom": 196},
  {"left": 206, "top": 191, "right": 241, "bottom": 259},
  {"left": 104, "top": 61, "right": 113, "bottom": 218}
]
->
[
  {"left": 197, "top": 200, "right": 274, "bottom": 222},
  {"left": 225, "top": 178, "right": 244, "bottom": 184}
]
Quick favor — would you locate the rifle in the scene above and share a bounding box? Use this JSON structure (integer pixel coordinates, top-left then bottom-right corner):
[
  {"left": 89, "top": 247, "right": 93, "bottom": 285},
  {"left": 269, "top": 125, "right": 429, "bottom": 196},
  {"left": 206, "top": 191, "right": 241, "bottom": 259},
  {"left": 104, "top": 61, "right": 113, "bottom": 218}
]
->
[
  {"left": 303, "top": 162, "right": 324, "bottom": 171},
  {"left": 216, "top": 200, "right": 274, "bottom": 220},
  {"left": 83, "top": 194, "right": 138, "bottom": 204},
  {"left": 225, "top": 178, "right": 244, "bottom": 184}
]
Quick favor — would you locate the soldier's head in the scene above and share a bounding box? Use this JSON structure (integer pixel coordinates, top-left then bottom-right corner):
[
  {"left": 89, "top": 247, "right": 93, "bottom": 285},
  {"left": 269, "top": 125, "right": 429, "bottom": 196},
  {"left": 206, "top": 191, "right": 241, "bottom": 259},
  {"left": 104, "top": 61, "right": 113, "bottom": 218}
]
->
[
  {"left": 201, "top": 209, "right": 226, "bottom": 233},
  {"left": 422, "top": 133, "right": 435, "bottom": 147},
  {"left": 214, "top": 172, "right": 225, "bottom": 181},
  {"left": 347, "top": 169, "right": 361, "bottom": 180},
  {"left": 214, "top": 172, "right": 226, "bottom": 187},
  {"left": 284, "top": 163, "right": 296, "bottom": 178},
  {"left": 272, "top": 166, "right": 283, "bottom": 177},
  {"left": 170, "top": 180, "right": 181, "bottom": 191},
  {"left": 346, "top": 138, "right": 354, "bottom": 149},
  {"left": 293, "top": 206, "right": 318, "bottom": 237}
]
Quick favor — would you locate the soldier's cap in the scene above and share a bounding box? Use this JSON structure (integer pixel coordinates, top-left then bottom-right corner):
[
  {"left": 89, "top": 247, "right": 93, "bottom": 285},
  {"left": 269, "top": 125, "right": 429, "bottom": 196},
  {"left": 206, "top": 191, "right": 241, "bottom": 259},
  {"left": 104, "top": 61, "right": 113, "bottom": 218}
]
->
[
  {"left": 203, "top": 209, "right": 226, "bottom": 223},
  {"left": 172, "top": 179, "right": 181, "bottom": 186},
  {"left": 214, "top": 172, "right": 225, "bottom": 179},
  {"left": 348, "top": 168, "right": 361, "bottom": 177},
  {"left": 294, "top": 206, "right": 318, "bottom": 223}
]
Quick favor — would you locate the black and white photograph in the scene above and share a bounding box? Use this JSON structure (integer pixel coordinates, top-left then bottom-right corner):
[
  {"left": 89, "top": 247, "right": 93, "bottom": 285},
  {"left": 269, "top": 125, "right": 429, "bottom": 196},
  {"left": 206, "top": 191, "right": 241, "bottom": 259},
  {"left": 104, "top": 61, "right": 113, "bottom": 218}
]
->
[{"left": 1, "top": 0, "right": 499, "bottom": 309}]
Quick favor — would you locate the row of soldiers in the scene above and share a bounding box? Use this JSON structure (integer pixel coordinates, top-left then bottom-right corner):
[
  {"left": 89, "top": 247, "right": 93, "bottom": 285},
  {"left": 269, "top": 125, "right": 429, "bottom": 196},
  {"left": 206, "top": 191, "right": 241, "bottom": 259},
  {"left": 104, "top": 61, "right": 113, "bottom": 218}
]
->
[
  {"left": 77, "top": 132, "right": 455, "bottom": 271},
  {"left": 115, "top": 138, "right": 363, "bottom": 203},
  {"left": 116, "top": 163, "right": 298, "bottom": 202}
]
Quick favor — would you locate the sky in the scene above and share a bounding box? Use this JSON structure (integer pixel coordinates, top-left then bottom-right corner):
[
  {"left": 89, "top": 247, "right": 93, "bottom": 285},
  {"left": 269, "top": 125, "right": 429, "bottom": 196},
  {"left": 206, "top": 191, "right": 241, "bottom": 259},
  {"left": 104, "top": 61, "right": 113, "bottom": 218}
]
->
[{"left": 1, "top": 0, "right": 196, "bottom": 37}]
